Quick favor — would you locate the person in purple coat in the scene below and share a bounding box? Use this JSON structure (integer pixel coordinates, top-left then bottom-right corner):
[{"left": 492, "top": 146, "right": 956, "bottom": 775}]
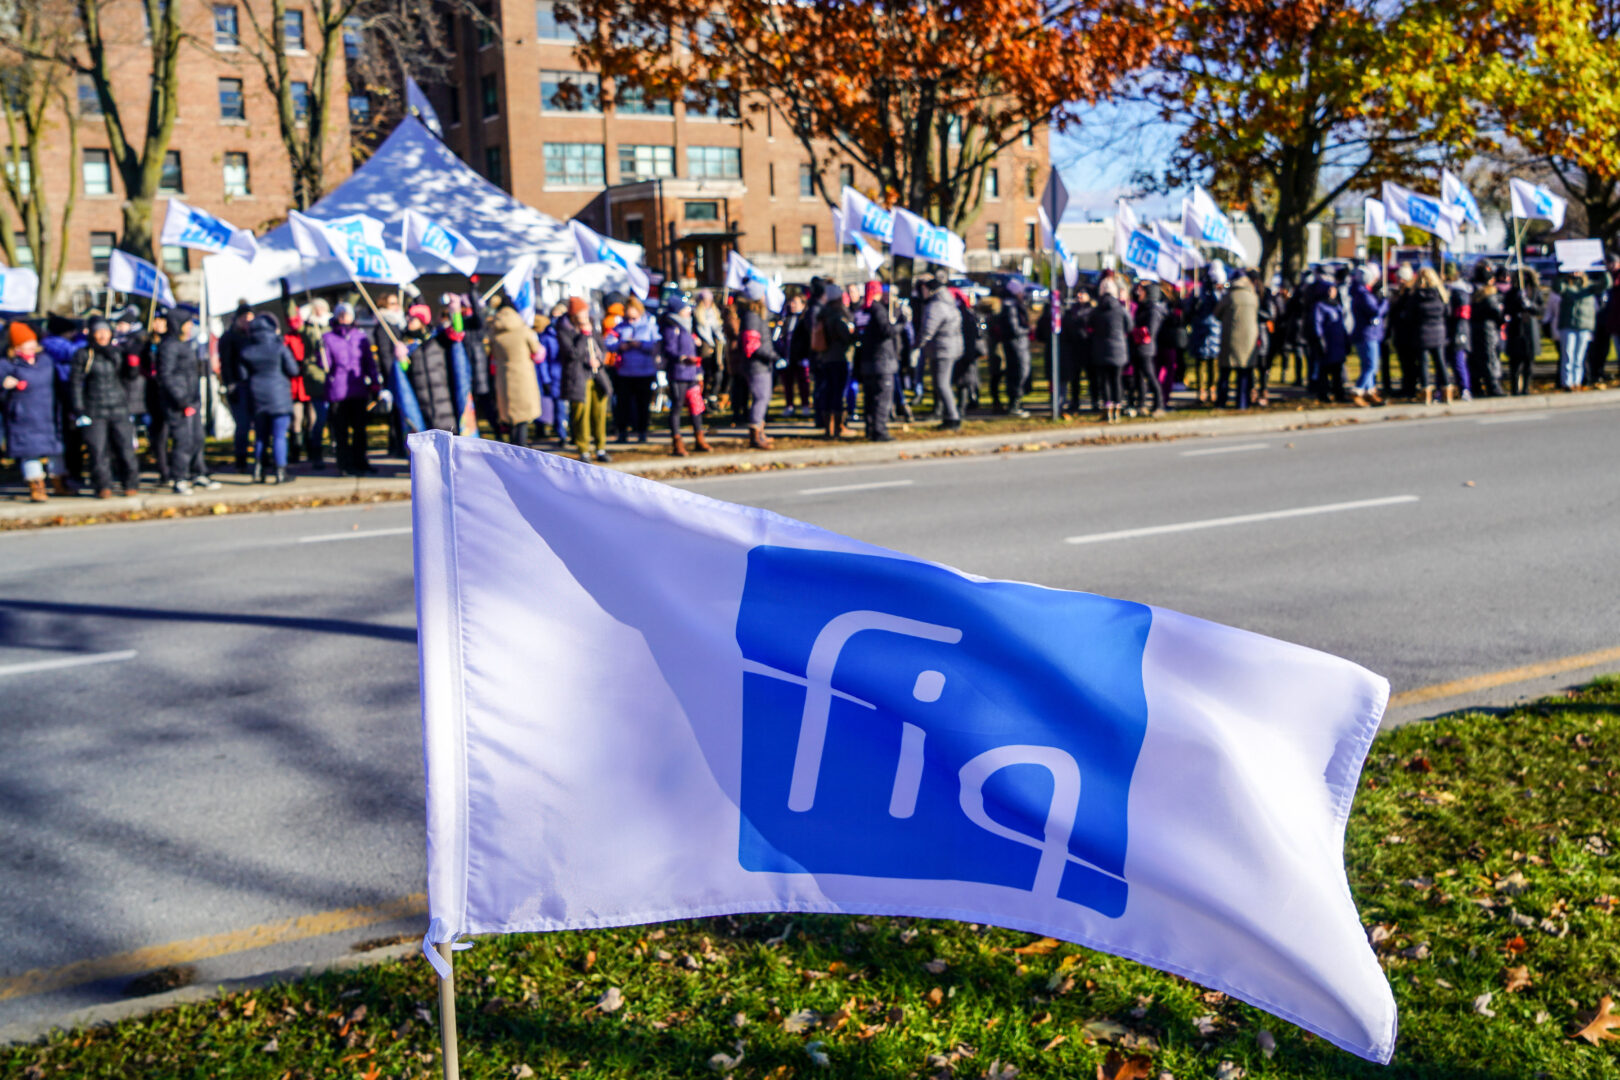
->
[
  {"left": 0, "top": 322, "right": 66, "bottom": 501},
  {"left": 1313, "top": 284, "right": 1350, "bottom": 403},
  {"left": 322, "top": 303, "right": 381, "bottom": 476}
]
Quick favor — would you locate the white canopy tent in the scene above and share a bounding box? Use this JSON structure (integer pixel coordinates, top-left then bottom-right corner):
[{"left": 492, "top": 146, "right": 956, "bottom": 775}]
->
[{"left": 203, "top": 117, "right": 577, "bottom": 308}]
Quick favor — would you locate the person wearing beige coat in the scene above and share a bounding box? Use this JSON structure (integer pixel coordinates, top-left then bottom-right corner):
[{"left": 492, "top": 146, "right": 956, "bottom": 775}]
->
[{"left": 489, "top": 300, "right": 543, "bottom": 445}]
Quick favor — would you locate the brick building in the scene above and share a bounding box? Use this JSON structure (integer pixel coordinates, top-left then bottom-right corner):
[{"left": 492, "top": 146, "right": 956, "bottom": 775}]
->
[
  {"left": 433, "top": 0, "right": 1049, "bottom": 287},
  {"left": 10, "top": 1, "right": 351, "bottom": 309}
]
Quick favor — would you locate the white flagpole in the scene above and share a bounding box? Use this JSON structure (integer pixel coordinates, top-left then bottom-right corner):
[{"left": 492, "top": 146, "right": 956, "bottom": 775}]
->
[{"left": 436, "top": 943, "right": 461, "bottom": 1080}]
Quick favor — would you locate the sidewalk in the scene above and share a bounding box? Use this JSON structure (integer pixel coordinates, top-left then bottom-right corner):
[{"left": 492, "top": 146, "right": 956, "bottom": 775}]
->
[{"left": 3, "top": 387, "right": 1616, "bottom": 529}]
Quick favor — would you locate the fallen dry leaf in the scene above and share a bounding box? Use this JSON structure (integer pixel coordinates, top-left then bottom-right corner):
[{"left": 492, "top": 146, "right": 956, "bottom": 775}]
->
[
  {"left": 1496, "top": 871, "right": 1531, "bottom": 896},
  {"left": 1096, "top": 1048, "right": 1154, "bottom": 1080},
  {"left": 925, "top": 987, "right": 944, "bottom": 1008},
  {"left": 1041, "top": 1034, "right": 1066, "bottom": 1052},
  {"left": 1082, "top": 1018, "right": 1131, "bottom": 1042},
  {"left": 595, "top": 986, "right": 624, "bottom": 1013},
  {"left": 1573, "top": 996, "right": 1620, "bottom": 1044},
  {"left": 924, "top": 958, "right": 949, "bottom": 974},
  {"left": 1193, "top": 1015, "right": 1220, "bottom": 1037},
  {"left": 1013, "top": 937, "right": 1062, "bottom": 955},
  {"left": 1503, "top": 966, "right": 1532, "bottom": 993},
  {"left": 584, "top": 949, "right": 596, "bottom": 971},
  {"left": 1472, "top": 992, "right": 1496, "bottom": 1018},
  {"left": 1504, "top": 935, "right": 1528, "bottom": 956},
  {"left": 1213, "top": 1063, "right": 1244, "bottom": 1080},
  {"left": 782, "top": 1008, "right": 820, "bottom": 1033},
  {"left": 1257, "top": 1030, "right": 1276, "bottom": 1058}
]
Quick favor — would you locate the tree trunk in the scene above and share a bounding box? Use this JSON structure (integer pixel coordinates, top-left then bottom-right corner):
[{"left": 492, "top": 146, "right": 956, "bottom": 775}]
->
[{"left": 120, "top": 198, "right": 155, "bottom": 263}]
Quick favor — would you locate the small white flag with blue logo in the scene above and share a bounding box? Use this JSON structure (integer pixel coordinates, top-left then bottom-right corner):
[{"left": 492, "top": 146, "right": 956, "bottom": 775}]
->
[
  {"left": 1153, "top": 218, "right": 1204, "bottom": 271},
  {"left": 107, "top": 249, "right": 176, "bottom": 308},
  {"left": 1184, "top": 186, "right": 1252, "bottom": 264},
  {"left": 1115, "top": 200, "right": 1179, "bottom": 283},
  {"left": 410, "top": 431, "right": 1397, "bottom": 1064},
  {"left": 1508, "top": 177, "right": 1567, "bottom": 232},
  {"left": 402, "top": 209, "right": 480, "bottom": 277},
  {"left": 725, "top": 250, "right": 788, "bottom": 309},
  {"left": 1380, "top": 182, "right": 1463, "bottom": 246},
  {"left": 569, "top": 219, "right": 649, "bottom": 298},
  {"left": 1364, "top": 198, "right": 1404, "bottom": 244},
  {"left": 891, "top": 208, "right": 966, "bottom": 273},
  {"left": 839, "top": 187, "right": 895, "bottom": 245},
  {"left": 0, "top": 266, "right": 38, "bottom": 312},
  {"left": 497, "top": 253, "right": 538, "bottom": 326},
  {"left": 1440, "top": 169, "right": 1486, "bottom": 237},
  {"left": 160, "top": 199, "right": 258, "bottom": 260},
  {"left": 288, "top": 209, "right": 419, "bottom": 284}
]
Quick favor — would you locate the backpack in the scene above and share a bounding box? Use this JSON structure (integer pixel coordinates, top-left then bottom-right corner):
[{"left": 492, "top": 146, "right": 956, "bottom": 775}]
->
[
  {"left": 809, "top": 312, "right": 828, "bottom": 353},
  {"left": 959, "top": 303, "right": 983, "bottom": 359}
]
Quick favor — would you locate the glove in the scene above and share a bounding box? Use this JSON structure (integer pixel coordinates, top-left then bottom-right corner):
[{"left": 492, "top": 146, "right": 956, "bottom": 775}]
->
[
  {"left": 127, "top": 355, "right": 140, "bottom": 367},
  {"left": 76, "top": 414, "right": 92, "bottom": 428},
  {"left": 13, "top": 379, "right": 26, "bottom": 391},
  {"left": 184, "top": 406, "right": 196, "bottom": 417}
]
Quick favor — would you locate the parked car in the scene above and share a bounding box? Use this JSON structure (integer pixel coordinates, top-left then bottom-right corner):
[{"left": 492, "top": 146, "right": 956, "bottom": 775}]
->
[{"left": 971, "top": 270, "right": 1050, "bottom": 304}]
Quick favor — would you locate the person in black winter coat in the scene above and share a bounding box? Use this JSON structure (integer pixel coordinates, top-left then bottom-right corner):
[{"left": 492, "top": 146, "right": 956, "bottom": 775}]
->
[
  {"left": 1504, "top": 270, "right": 1546, "bottom": 396},
  {"left": 736, "top": 291, "right": 779, "bottom": 449},
  {"left": 1410, "top": 268, "right": 1451, "bottom": 402},
  {"left": 155, "top": 312, "right": 205, "bottom": 493},
  {"left": 235, "top": 313, "right": 300, "bottom": 483},
  {"left": 402, "top": 304, "right": 458, "bottom": 433},
  {"left": 1129, "top": 280, "right": 1167, "bottom": 415},
  {"left": 1469, "top": 265, "right": 1507, "bottom": 397},
  {"left": 993, "top": 283, "right": 1033, "bottom": 415},
  {"left": 813, "top": 283, "right": 855, "bottom": 438},
  {"left": 854, "top": 280, "right": 898, "bottom": 441},
  {"left": 1089, "top": 279, "right": 1131, "bottom": 422},
  {"left": 70, "top": 317, "right": 141, "bottom": 497}
]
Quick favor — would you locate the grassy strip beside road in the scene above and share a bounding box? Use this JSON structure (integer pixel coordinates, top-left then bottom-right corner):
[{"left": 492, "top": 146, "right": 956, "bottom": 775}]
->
[{"left": 6, "top": 683, "right": 1620, "bottom": 1079}]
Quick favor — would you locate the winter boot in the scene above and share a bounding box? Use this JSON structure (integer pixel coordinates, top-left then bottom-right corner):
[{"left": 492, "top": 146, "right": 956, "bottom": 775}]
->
[
  {"left": 26, "top": 478, "right": 46, "bottom": 503},
  {"left": 252, "top": 456, "right": 265, "bottom": 483},
  {"left": 275, "top": 468, "right": 291, "bottom": 484},
  {"left": 50, "top": 475, "right": 72, "bottom": 496},
  {"left": 672, "top": 433, "right": 689, "bottom": 457},
  {"left": 693, "top": 429, "right": 713, "bottom": 453},
  {"left": 748, "top": 425, "right": 774, "bottom": 450}
]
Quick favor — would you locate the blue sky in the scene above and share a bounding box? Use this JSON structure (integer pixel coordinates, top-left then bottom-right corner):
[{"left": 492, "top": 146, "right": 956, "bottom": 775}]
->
[{"left": 1051, "top": 101, "right": 1187, "bottom": 221}]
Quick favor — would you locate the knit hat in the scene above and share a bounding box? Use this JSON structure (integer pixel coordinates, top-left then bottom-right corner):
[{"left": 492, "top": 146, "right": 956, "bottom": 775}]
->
[
  {"left": 407, "top": 303, "right": 432, "bottom": 325},
  {"left": 864, "top": 280, "right": 884, "bottom": 306},
  {"left": 665, "top": 295, "right": 689, "bottom": 315},
  {"left": 8, "top": 321, "right": 37, "bottom": 349},
  {"left": 88, "top": 317, "right": 111, "bottom": 335},
  {"left": 333, "top": 302, "right": 355, "bottom": 320},
  {"left": 567, "top": 296, "right": 589, "bottom": 317}
]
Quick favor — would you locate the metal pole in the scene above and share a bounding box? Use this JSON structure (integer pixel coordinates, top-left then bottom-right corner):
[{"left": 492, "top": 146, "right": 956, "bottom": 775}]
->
[
  {"left": 1512, "top": 216, "right": 1526, "bottom": 292},
  {"left": 1049, "top": 248, "right": 1061, "bottom": 420},
  {"left": 436, "top": 942, "right": 461, "bottom": 1080}
]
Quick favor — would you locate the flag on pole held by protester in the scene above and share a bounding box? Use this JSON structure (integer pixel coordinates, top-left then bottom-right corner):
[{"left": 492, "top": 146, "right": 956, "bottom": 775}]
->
[
  {"left": 288, "top": 210, "right": 419, "bottom": 283},
  {"left": 160, "top": 199, "right": 258, "bottom": 260},
  {"left": 828, "top": 208, "right": 886, "bottom": 283},
  {"left": 725, "top": 250, "right": 788, "bottom": 310},
  {"left": 1440, "top": 170, "right": 1485, "bottom": 237},
  {"left": 568, "top": 220, "right": 649, "bottom": 298},
  {"left": 1380, "top": 182, "right": 1463, "bottom": 246},
  {"left": 1363, "top": 199, "right": 1404, "bottom": 245},
  {"left": 402, "top": 209, "right": 480, "bottom": 277},
  {"left": 108, "top": 249, "right": 176, "bottom": 308},
  {"left": 1115, "top": 200, "right": 1179, "bottom": 283},
  {"left": 1509, "top": 178, "right": 1568, "bottom": 232},
  {"left": 497, "top": 254, "right": 538, "bottom": 326},
  {"left": 411, "top": 431, "right": 1398, "bottom": 1063},
  {"left": 0, "top": 267, "right": 38, "bottom": 312},
  {"left": 1183, "top": 187, "right": 1252, "bottom": 264},
  {"left": 1038, "top": 207, "right": 1080, "bottom": 289},
  {"left": 406, "top": 78, "right": 444, "bottom": 138},
  {"left": 891, "top": 209, "right": 966, "bottom": 273},
  {"left": 1153, "top": 219, "right": 1205, "bottom": 271},
  {"left": 839, "top": 187, "right": 895, "bottom": 245}
]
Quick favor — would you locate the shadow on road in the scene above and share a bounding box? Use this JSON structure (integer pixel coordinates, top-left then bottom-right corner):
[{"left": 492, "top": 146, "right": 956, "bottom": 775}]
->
[{"left": 0, "top": 599, "right": 416, "bottom": 643}]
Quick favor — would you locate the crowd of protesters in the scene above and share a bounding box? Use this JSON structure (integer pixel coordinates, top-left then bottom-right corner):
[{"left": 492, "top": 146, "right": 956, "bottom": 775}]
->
[{"left": 3, "top": 252, "right": 1616, "bottom": 497}]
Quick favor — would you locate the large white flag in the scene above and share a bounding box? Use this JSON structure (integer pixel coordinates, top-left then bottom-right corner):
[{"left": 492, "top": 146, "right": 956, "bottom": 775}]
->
[
  {"left": 725, "top": 250, "right": 788, "bottom": 310},
  {"left": 108, "top": 249, "right": 176, "bottom": 308},
  {"left": 1509, "top": 177, "right": 1568, "bottom": 232},
  {"left": 1440, "top": 169, "right": 1485, "bottom": 237},
  {"left": 839, "top": 187, "right": 894, "bottom": 245},
  {"left": 569, "top": 220, "right": 649, "bottom": 298},
  {"left": 891, "top": 208, "right": 966, "bottom": 273},
  {"left": 1153, "top": 219, "right": 1205, "bottom": 271},
  {"left": 1115, "top": 200, "right": 1179, "bottom": 283},
  {"left": 402, "top": 209, "right": 480, "bottom": 277},
  {"left": 1364, "top": 198, "right": 1404, "bottom": 244},
  {"left": 0, "top": 266, "right": 38, "bottom": 312},
  {"left": 287, "top": 210, "right": 419, "bottom": 283},
  {"left": 497, "top": 253, "right": 538, "bottom": 326},
  {"left": 1380, "top": 182, "right": 1463, "bottom": 246},
  {"left": 410, "top": 431, "right": 1397, "bottom": 1064},
  {"left": 160, "top": 199, "right": 258, "bottom": 260},
  {"left": 1184, "top": 186, "right": 1252, "bottom": 264}
]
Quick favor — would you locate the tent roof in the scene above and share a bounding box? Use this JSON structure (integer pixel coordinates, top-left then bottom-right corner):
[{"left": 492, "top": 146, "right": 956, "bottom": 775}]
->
[{"left": 204, "top": 117, "right": 576, "bottom": 307}]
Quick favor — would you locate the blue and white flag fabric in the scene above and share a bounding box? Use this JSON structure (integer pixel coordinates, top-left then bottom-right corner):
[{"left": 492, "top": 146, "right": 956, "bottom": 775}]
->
[
  {"left": 1440, "top": 170, "right": 1485, "bottom": 237},
  {"left": 160, "top": 198, "right": 258, "bottom": 260},
  {"left": 1364, "top": 198, "right": 1404, "bottom": 244},
  {"left": 568, "top": 220, "right": 649, "bottom": 298},
  {"left": 891, "top": 208, "right": 966, "bottom": 273},
  {"left": 402, "top": 209, "right": 480, "bottom": 277},
  {"left": 288, "top": 210, "right": 419, "bottom": 283},
  {"left": 1509, "top": 177, "right": 1568, "bottom": 232},
  {"left": 0, "top": 267, "right": 38, "bottom": 312},
  {"left": 1153, "top": 219, "right": 1205, "bottom": 272},
  {"left": 839, "top": 187, "right": 894, "bottom": 245},
  {"left": 411, "top": 431, "right": 1397, "bottom": 1064},
  {"left": 1184, "top": 186, "right": 1252, "bottom": 264},
  {"left": 1380, "top": 182, "right": 1463, "bottom": 246},
  {"left": 725, "top": 250, "right": 788, "bottom": 309},
  {"left": 497, "top": 254, "right": 538, "bottom": 326},
  {"left": 108, "top": 249, "right": 176, "bottom": 308},
  {"left": 1038, "top": 206, "right": 1079, "bottom": 289},
  {"left": 1115, "top": 200, "right": 1179, "bottom": 283},
  {"left": 406, "top": 77, "right": 444, "bottom": 138}
]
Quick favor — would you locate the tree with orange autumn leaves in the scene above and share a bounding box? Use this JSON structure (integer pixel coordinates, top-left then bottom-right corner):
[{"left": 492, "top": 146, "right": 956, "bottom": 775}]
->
[{"left": 562, "top": 0, "right": 1169, "bottom": 235}]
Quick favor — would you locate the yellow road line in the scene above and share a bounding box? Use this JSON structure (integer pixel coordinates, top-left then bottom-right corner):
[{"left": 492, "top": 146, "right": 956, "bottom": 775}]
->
[
  {"left": 0, "top": 893, "right": 425, "bottom": 1002},
  {"left": 1389, "top": 645, "right": 1620, "bottom": 709}
]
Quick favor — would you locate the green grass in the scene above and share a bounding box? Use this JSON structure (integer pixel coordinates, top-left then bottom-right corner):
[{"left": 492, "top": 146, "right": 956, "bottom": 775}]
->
[{"left": 7, "top": 681, "right": 1619, "bottom": 1079}]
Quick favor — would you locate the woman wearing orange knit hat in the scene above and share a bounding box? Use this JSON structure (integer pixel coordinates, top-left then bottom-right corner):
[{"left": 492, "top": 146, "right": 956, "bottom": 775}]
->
[{"left": 0, "top": 321, "right": 67, "bottom": 501}]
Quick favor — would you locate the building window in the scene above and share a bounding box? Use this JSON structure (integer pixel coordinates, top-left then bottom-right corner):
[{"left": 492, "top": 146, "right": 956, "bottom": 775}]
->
[
  {"left": 1025, "top": 222, "right": 1036, "bottom": 250},
  {"left": 542, "top": 142, "right": 603, "bottom": 186},
  {"left": 343, "top": 15, "right": 362, "bottom": 58},
  {"left": 90, "top": 231, "right": 115, "bottom": 274},
  {"left": 624, "top": 217, "right": 645, "bottom": 247},
  {"left": 535, "top": 0, "right": 576, "bottom": 41},
  {"left": 838, "top": 164, "right": 853, "bottom": 189},
  {"left": 987, "top": 167, "right": 999, "bottom": 200},
  {"left": 4, "top": 152, "right": 31, "bottom": 197},
  {"left": 223, "top": 152, "right": 250, "bottom": 196},
  {"left": 798, "top": 163, "right": 813, "bottom": 198},
  {"left": 82, "top": 148, "right": 112, "bottom": 196},
  {"left": 1024, "top": 166, "right": 1037, "bottom": 199},
  {"left": 986, "top": 223, "right": 1000, "bottom": 252},
  {"left": 213, "top": 4, "right": 239, "bottom": 47},
  {"left": 480, "top": 74, "right": 498, "bottom": 118},
  {"left": 617, "top": 144, "right": 673, "bottom": 181},
  {"left": 540, "top": 70, "right": 599, "bottom": 113},
  {"left": 12, "top": 232, "right": 32, "bottom": 269},
  {"left": 161, "top": 245, "right": 189, "bottom": 274},
  {"left": 485, "top": 146, "right": 503, "bottom": 186},
  {"left": 687, "top": 145, "right": 740, "bottom": 180},
  {"left": 685, "top": 201, "right": 718, "bottom": 221},
  {"left": 446, "top": 87, "right": 460, "bottom": 126},
  {"left": 684, "top": 84, "right": 738, "bottom": 121},
  {"left": 290, "top": 81, "right": 310, "bottom": 122},
  {"left": 1023, "top": 129, "right": 1035, "bottom": 148},
  {"left": 477, "top": 9, "right": 497, "bottom": 48},
  {"left": 768, "top": 162, "right": 775, "bottom": 198},
  {"left": 78, "top": 74, "right": 102, "bottom": 117},
  {"left": 615, "top": 86, "right": 671, "bottom": 117},
  {"left": 219, "top": 78, "right": 245, "bottom": 121},
  {"left": 348, "top": 93, "right": 371, "bottom": 126},
  {"left": 800, "top": 223, "right": 816, "bottom": 255},
  {"left": 159, "top": 151, "right": 182, "bottom": 194},
  {"left": 284, "top": 9, "right": 305, "bottom": 49}
]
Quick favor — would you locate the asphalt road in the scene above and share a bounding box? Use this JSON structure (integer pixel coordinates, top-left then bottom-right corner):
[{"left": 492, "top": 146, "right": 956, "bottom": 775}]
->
[{"left": 2, "top": 402, "right": 1618, "bottom": 1032}]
